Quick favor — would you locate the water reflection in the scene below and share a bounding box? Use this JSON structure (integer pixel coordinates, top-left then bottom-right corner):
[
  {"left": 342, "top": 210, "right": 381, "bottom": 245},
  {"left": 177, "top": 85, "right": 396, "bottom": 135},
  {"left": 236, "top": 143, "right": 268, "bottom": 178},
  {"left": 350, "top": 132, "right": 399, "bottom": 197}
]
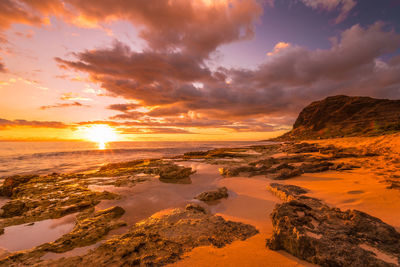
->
[{"left": 98, "top": 142, "right": 106, "bottom": 150}]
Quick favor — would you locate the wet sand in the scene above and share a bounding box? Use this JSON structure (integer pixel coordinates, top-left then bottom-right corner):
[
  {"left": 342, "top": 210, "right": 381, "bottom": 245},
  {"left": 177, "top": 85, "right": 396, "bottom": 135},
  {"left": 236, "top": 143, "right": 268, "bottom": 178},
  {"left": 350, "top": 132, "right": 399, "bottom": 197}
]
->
[
  {"left": 168, "top": 175, "right": 316, "bottom": 267},
  {"left": 281, "top": 169, "right": 400, "bottom": 231}
]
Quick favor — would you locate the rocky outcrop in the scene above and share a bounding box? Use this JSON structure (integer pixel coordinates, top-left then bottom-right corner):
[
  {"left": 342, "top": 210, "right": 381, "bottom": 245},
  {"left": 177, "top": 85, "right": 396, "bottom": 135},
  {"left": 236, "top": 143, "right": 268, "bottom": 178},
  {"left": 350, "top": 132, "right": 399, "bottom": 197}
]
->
[
  {"left": 195, "top": 187, "right": 229, "bottom": 202},
  {"left": 93, "top": 159, "right": 195, "bottom": 184},
  {"left": 157, "top": 164, "right": 195, "bottom": 184},
  {"left": 0, "top": 206, "right": 127, "bottom": 267},
  {"left": 275, "top": 95, "right": 400, "bottom": 140},
  {"left": 0, "top": 174, "right": 118, "bottom": 228},
  {"left": 1, "top": 175, "right": 38, "bottom": 197},
  {"left": 266, "top": 183, "right": 400, "bottom": 267},
  {"left": 33, "top": 204, "right": 258, "bottom": 267}
]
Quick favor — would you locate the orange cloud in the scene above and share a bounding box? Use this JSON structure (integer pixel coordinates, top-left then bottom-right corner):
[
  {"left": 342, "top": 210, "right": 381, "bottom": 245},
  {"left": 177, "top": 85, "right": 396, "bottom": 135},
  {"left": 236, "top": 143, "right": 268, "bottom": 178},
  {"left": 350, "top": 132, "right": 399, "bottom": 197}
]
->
[
  {"left": 60, "top": 92, "right": 92, "bottom": 101},
  {"left": 0, "top": 118, "right": 66, "bottom": 129},
  {"left": 40, "top": 102, "right": 90, "bottom": 110},
  {"left": 267, "top": 42, "right": 291, "bottom": 56},
  {"left": 58, "top": 22, "right": 400, "bottom": 124}
]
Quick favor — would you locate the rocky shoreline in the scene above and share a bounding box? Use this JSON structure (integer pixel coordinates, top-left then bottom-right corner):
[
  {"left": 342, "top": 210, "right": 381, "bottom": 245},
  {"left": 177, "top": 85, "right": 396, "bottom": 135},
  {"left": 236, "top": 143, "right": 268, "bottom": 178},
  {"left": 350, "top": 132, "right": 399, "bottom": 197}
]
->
[{"left": 0, "top": 137, "right": 399, "bottom": 266}]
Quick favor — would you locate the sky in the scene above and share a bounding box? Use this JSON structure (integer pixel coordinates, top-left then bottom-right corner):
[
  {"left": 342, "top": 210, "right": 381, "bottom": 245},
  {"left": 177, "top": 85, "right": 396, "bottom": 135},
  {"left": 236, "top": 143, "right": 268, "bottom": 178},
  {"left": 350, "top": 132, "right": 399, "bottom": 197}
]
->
[{"left": 0, "top": 0, "right": 400, "bottom": 142}]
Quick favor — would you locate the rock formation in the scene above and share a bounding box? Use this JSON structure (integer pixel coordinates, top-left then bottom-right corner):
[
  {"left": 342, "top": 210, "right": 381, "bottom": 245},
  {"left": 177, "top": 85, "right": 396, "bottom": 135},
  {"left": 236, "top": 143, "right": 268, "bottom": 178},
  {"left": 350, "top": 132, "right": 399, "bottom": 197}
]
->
[
  {"left": 266, "top": 183, "right": 400, "bottom": 266},
  {"left": 275, "top": 95, "right": 400, "bottom": 140}
]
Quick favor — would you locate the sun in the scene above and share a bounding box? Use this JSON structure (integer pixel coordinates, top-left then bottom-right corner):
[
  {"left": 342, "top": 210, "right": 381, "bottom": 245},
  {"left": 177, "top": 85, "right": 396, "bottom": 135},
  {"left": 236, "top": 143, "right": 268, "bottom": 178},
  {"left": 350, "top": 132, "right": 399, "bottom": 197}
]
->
[{"left": 84, "top": 125, "right": 118, "bottom": 149}]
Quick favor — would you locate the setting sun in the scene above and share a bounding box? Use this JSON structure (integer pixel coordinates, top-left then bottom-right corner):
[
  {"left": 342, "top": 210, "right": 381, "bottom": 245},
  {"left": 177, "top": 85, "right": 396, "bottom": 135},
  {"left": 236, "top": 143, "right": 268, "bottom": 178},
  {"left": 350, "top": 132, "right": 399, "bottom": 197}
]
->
[{"left": 84, "top": 125, "right": 118, "bottom": 149}]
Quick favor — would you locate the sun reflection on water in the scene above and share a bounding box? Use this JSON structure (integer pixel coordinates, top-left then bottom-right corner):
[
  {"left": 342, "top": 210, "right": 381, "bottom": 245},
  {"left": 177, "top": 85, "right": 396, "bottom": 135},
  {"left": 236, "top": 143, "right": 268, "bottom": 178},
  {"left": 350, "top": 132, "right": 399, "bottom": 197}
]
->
[
  {"left": 83, "top": 125, "right": 118, "bottom": 150},
  {"left": 98, "top": 142, "right": 106, "bottom": 150}
]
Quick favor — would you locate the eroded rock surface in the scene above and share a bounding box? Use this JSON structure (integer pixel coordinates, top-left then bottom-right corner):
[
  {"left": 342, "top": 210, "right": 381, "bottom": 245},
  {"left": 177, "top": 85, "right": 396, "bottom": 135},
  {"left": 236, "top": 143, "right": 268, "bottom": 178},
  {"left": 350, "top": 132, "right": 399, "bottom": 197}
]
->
[
  {"left": 0, "top": 174, "right": 119, "bottom": 230},
  {"left": 0, "top": 206, "right": 127, "bottom": 267},
  {"left": 35, "top": 204, "right": 258, "bottom": 267},
  {"left": 266, "top": 183, "right": 400, "bottom": 267},
  {"left": 195, "top": 187, "right": 229, "bottom": 202},
  {"left": 93, "top": 159, "right": 195, "bottom": 184},
  {"left": 157, "top": 164, "right": 195, "bottom": 184}
]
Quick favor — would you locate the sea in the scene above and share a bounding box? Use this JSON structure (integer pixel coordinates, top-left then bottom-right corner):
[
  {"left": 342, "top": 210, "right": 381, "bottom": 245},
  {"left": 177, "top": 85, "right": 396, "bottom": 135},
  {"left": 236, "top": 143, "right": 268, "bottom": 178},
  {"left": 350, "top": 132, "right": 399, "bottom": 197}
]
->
[{"left": 0, "top": 141, "right": 269, "bottom": 177}]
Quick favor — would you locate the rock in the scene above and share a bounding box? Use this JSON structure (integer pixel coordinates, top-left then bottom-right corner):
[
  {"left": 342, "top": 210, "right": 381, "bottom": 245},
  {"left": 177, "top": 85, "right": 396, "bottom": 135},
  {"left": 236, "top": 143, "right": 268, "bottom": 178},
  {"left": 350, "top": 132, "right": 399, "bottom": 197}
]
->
[
  {"left": 195, "top": 187, "right": 229, "bottom": 202},
  {"left": 0, "top": 174, "right": 119, "bottom": 228},
  {"left": 182, "top": 151, "right": 209, "bottom": 158},
  {"left": 274, "top": 95, "right": 400, "bottom": 140},
  {"left": 219, "top": 166, "right": 259, "bottom": 177},
  {"left": 266, "top": 183, "right": 400, "bottom": 267},
  {"left": 332, "top": 162, "right": 360, "bottom": 171},
  {"left": 284, "top": 143, "right": 320, "bottom": 153},
  {"left": 249, "top": 157, "right": 279, "bottom": 166},
  {"left": 185, "top": 203, "right": 207, "bottom": 214},
  {"left": 157, "top": 164, "right": 195, "bottom": 183},
  {"left": 1, "top": 175, "right": 38, "bottom": 197},
  {"left": 276, "top": 163, "right": 295, "bottom": 170},
  {"left": 182, "top": 148, "right": 252, "bottom": 159},
  {"left": 299, "top": 161, "right": 334, "bottom": 173},
  {"left": 1, "top": 200, "right": 27, "bottom": 218},
  {"left": 0, "top": 206, "right": 127, "bottom": 266},
  {"left": 273, "top": 168, "right": 303, "bottom": 180},
  {"left": 34, "top": 206, "right": 258, "bottom": 267},
  {"left": 41, "top": 206, "right": 126, "bottom": 253},
  {"left": 267, "top": 183, "right": 309, "bottom": 202}
]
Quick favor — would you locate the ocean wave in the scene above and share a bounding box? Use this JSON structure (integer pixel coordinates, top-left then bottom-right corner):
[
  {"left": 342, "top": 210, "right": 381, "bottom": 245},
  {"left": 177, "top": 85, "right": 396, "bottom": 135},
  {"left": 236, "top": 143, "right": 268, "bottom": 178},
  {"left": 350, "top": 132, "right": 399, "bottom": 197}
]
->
[{"left": 7, "top": 146, "right": 211, "bottom": 161}]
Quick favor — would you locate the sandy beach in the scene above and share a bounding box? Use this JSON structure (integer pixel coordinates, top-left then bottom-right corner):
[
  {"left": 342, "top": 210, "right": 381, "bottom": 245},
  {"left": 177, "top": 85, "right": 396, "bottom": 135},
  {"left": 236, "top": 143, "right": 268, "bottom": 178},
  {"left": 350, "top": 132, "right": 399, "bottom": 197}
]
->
[{"left": 0, "top": 134, "right": 399, "bottom": 266}]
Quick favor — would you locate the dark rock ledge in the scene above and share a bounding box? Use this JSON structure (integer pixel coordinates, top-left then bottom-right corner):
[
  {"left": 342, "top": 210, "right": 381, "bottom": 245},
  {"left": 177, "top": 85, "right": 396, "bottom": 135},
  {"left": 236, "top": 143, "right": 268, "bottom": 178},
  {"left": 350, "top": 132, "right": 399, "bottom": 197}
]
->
[{"left": 266, "top": 183, "right": 400, "bottom": 267}]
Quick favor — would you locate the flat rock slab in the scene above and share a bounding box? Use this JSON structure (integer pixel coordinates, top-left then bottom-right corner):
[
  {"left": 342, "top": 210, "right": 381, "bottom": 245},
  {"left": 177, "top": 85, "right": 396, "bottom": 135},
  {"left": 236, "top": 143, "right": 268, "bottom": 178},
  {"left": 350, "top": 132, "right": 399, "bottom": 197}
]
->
[
  {"left": 37, "top": 204, "right": 258, "bottom": 267},
  {"left": 266, "top": 183, "right": 400, "bottom": 267}
]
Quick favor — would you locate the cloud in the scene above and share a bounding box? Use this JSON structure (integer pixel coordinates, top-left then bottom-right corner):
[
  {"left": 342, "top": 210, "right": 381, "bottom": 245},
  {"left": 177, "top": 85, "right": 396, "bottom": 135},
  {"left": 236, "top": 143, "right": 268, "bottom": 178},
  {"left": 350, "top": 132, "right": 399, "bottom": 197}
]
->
[
  {"left": 107, "top": 103, "right": 141, "bottom": 112},
  {"left": 110, "top": 111, "right": 145, "bottom": 120},
  {"left": 0, "top": 0, "right": 262, "bottom": 75},
  {"left": 40, "top": 101, "right": 90, "bottom": 110},
  {"left": 0, "top": 118, "right": 66, "bottom": 129},
  {"left": 301, "top": 0, "right": 357, "bottom": 23},
  {"left": 65, "top": 0, "right": 262, "bottom": 57},
  {"left": 267, "top": 42, "right": 291, "bottom": 56},
  {"left": 0, "top": 59, "right": 5, "bottom": 72},
  {"left": 58, "top": 22, "right": 400, "bottom": 132},
  {"left": 55, "top": 41, "right": 213, "bottom": 105},
  {"left": 119, "top": 127, "right": 195, "bottom": 135},
  {"left": 1, "top": 0, "right": 262, "bottom": 57},
  {"left": 60, "top": 92, "right": 92, "bottom": 101}
]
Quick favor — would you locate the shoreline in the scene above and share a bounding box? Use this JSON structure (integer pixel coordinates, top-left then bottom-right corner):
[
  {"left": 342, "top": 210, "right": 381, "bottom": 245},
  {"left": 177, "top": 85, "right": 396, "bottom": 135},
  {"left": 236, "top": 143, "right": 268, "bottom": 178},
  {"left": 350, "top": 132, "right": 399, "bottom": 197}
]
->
[{"left": 0, "top": 135, "right": 399, "bottom": 266}]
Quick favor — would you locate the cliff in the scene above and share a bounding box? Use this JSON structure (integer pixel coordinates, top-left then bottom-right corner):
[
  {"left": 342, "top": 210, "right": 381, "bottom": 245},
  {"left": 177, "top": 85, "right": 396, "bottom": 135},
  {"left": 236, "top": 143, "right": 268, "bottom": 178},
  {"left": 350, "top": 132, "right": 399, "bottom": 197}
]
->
[{"left": 276, "top": 95, "right": 400, "bottom": 140}]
